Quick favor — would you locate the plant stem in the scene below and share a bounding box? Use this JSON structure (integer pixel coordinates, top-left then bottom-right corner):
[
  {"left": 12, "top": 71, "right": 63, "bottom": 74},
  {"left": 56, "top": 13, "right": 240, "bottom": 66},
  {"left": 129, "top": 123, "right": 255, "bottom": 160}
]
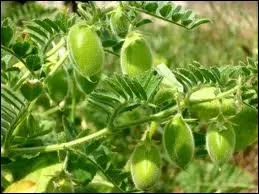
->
[
  {"left": 6, "top": 105, "right": 179, "bottom": 155},
  {"left": 189, "top": 85, "right": 239, "bottom": 104},
  {"left": 1, "top": 99, "right": 37, "bottom": 155},
  {"left": 13, "top": 70, "right": 30, "bottom": 90},
  {"left": 38, "top": 105, "right": 61, "bottom": 117},
  {"left": 130, "top": 6, "right": 188, "bottom": 29},
  {"left": 46, "top": 38, "right": 65, "bottom": 58},
  {"left": 7, "top": 128, "right": 109, "bottom": 154},
  {"left": 148, "top": 121, "right": 159, "bottom": 140},
  {"left": 104, "top": 49, "right": 120, "bottom": 57},
  {"left": 48, "top": 51, "right": 68, "bottom": 77},
  {"left": 115, "top": 105, "right": 178, "bottom": 129},
  {"left": 70, "top": 87, "right": 76, "bottom": 123}
]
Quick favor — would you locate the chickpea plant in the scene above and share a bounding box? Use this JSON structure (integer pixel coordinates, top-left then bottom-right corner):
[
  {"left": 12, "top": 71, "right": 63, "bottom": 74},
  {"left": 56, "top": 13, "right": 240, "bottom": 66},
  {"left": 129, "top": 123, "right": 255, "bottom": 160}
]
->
[{"left": 1, "top": 1, "right": 258, "bottom": 193}]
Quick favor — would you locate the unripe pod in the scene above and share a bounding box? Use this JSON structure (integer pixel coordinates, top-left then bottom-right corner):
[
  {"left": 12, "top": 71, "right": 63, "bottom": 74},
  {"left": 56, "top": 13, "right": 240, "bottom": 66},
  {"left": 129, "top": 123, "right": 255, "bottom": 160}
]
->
[
  {"left": 46, "top": 68, "right": 68, "bottom": 102},
  {"left": 4, "top": 180, "right": 37, "bottom": 193},
  {"left": 110, "top": 6, "right": 130, "bottom": 38},
  {"left": 153, "top": 87, "right": 176, "bottom": 106},
  {"left": 74, "top": 70, "right": 101, "bottom": 94},
  {"left": 67, "top": 23, "right": 104, "bottom": 77},
  {"left": 206, "top": 126, "right": 236, "bottom": 165},
  {"left": 163, "top": 113, "right": 195, "bottom": 169},
  {"left": 130, "top": 142, "right": 161, "bottom": 190},
  {"left": 188, "top": 87, "right": 237, "bottom": 120},
  {"left": 121, "top": 32, "right": 153, "bottom": 76}
]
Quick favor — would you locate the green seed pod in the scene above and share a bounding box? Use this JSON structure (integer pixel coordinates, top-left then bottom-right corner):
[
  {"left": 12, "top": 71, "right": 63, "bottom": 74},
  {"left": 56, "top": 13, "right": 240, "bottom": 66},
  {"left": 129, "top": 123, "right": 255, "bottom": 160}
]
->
[
  {"left": 4, "top": 180, "right": 37, "bottom": 193},
  {"left": 46, "top": 68, "right": 68, "bottom": 102},
  {"left": 67, "top": 23, "right": 104, "bottom": 77},
  {"left": 153, "top": 87, "right": 176, "bottom": 106},
  {"left": 188, "top": 87, "right": 237, "bottom": 120},
  {"left": 110, "top": 6, "right": 130, "bottom": 38},
  {"left": 131, "top": 142, "right": 161, "bottom": 190},
  {"left": 20, "top": 79, "right": 43, "bottom": 101},
  {"left": 230, "top": 104, "right": 258, "bottom": 151},
  {"left": 74, "top": 70, "right": 101, "bottom": 94},
  {"left": 121, "top": 32, "right": 153, "bottom": 76},
  {"left": 206, "top": 126, "right": 236, "bottom": 165},
  {"left": 163, "top": 113, "right": 195, "bottom": 169}
]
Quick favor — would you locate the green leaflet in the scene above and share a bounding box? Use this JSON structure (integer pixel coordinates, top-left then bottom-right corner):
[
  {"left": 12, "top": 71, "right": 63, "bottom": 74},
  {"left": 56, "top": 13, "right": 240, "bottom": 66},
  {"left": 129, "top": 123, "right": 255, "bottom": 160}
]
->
[{"left": 230, "top": 103, "right": 258, "bottom": 151}]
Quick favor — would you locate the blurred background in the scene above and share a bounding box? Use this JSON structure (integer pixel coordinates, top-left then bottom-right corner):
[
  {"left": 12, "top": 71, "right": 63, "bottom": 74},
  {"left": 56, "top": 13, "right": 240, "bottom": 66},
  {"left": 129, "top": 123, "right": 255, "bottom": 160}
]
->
[{"left": 1, "top": 1, "right": 258, "bottom": 193}]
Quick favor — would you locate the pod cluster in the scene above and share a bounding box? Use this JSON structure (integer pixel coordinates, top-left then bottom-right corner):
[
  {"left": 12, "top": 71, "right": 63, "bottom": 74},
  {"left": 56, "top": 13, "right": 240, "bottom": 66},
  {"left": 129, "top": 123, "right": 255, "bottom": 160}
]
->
[{"left": 187, "top": 86, "right": 257, "bottom": 165}]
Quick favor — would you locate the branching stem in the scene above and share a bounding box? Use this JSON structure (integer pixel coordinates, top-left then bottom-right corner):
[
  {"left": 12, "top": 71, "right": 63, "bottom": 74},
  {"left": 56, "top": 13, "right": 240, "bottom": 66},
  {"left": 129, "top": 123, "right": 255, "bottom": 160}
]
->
[
  {"left": 5, "top": 85, "right": 239, "bottom": 156},
  {"left": 7, "top": 128, "right": 110, "bottom": 155}
]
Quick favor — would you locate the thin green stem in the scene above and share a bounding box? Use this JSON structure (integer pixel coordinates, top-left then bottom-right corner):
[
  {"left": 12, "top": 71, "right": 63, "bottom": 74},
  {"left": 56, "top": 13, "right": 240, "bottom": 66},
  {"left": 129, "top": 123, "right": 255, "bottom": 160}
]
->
[
  {"left": 115, "top": 105, "right": 178, "bottom": 129},
  {"left": 2, "top": 99, "right": 37, "bottom": 155},
  {"left": 104, "top": 49, "right": 120, "bottom": 57},
  {"left": 1, "top": 45, "right": 26, "bottom": 64},
  {"left": 13, "top": 70, "right": 30, "bottom": 90},
  {"left": 46, "top": 38, "right": 65, "bottom": 58},
  {"left": 70, "top": 89, "right": 76, "bottom": 123},
  {"left": 189, "top": 85, "right": 239, "bottom": 104},
  {"left": 77, "top": 2, "right": 92, "bottom": 22},
  {"left": 130, "top": 6, "right": 188, "bottom": 29},
  {"left": 148, "top": 121, "right": 159, "bottom": 140},
  {"left": 43, "top": 33, "right": 63, "bottom": 55},
  {"left": 47, "top": 51, "right": 68, "bottom": 77},
  {"left": 7, "top": 128, "right": 109, "bottom": 155},
  {"left": 37, "top": 105, "right": 61, "bottom": 117},
  {"left": 6, "top": 104, "right": 179, "bottom": 155}
]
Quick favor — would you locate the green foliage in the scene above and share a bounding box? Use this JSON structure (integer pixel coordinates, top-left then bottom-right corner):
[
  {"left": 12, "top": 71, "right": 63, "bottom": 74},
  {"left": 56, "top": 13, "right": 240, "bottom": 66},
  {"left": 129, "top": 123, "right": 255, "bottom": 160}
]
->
[
  {"left": 25, "top": 13, "right": 76, "bottom": 54},
  {"left": 1, "top": 1, "right": 257, "bottom": 193},
  {"left": 1, "top": 86, "right": 28, "bottom": 147},
  {"left": 1, "top": 19, "right": 15, "bottom": 47},
  {"left": 125, "top": 1, "right": 211, "bottom": 30},
  {"left": 1, "top": 2, "right": 57, "bottom": 25},
  {"left": 86, "top": 69, "right": 163, "bottom": 126},
  {"left": 174, "top": 160, "right": 255, "bottom": 192}
]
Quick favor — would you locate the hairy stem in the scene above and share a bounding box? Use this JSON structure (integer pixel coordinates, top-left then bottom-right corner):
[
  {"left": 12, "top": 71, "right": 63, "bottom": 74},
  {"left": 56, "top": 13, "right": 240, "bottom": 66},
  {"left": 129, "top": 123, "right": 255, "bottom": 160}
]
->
[
  {"left": 13, "top": 70, "right": 30, "bottom": 90},
  {"left": 7, "top": 128, "right": 109, "bottom": 154},
  {"left": 189, "top": 85, "right": 239, "bottom": 104},
  {"left": 130, "top": 6, "right": 188, "bottom": 29},
  {"left": 6, "top": 104, "right": 180, "bottom": 155},
  {"left": 47, "top": 51, "right": 68, "bottom": 77},
  {"left": 46, "top": 38, "right": 65, "bottom": 58},
  {"left": 104, "top": 49, "right": 120, "bottom": 57},
  {"left": 115, "top": 105, "right": 179, "bottom": 129},
  {"left": 1, "top": 99, "right": 37, "bottom": 155},
  {"left": 38, "top": 105, "right": 61, "bottom": 117}
]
